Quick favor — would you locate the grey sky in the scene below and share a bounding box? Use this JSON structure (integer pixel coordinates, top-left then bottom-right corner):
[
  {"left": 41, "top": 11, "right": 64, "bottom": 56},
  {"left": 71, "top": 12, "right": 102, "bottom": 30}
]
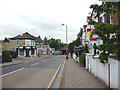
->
[{"left": 0, "top": 0, "right": 101, "bottom": 43}]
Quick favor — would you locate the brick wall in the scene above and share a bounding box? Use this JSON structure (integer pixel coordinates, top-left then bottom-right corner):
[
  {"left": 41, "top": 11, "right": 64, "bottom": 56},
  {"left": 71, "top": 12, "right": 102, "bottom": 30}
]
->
[{"left": 2, "top": 39, "right": 25, "bottom": 51}]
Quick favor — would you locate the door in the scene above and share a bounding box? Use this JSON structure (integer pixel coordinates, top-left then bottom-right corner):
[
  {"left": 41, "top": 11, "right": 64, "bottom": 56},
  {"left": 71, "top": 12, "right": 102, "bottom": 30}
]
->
[{"left": 26, "top": 49, "right": 30, "bottom": 57}]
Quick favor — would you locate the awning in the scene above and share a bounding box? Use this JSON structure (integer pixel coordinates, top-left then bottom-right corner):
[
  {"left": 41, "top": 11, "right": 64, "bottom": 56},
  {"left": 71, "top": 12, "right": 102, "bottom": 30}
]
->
[
  {"left": 26, "top": 47, "right": 31, "bottom": 49},
  {"left": 19, "top": 47, "right": 23, "bottom": 49}
]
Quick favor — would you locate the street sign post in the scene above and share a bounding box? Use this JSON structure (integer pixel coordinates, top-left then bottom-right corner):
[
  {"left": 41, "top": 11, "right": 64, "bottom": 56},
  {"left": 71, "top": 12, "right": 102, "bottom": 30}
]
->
[{"left": 74, "top": 46, "right": 81, "bottom": 61}]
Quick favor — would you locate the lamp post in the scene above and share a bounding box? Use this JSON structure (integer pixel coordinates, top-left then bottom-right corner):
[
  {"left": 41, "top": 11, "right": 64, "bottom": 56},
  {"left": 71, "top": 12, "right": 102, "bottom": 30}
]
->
[{"left": 62, "top": 24, "right": 67, "bottom": 44}]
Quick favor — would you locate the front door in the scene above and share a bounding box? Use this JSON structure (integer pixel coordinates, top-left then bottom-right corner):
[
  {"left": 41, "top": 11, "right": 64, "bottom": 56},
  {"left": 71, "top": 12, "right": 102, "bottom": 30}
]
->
[{"left": 26, "top": 49, "right": 30, "bottom": 57}]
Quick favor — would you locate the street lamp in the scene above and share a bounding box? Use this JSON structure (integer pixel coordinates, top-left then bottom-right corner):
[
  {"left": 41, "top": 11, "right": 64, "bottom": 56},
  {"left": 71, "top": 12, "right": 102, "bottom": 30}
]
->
[{"left": 62, "top": 24, "right": 67, "bottom": 44}]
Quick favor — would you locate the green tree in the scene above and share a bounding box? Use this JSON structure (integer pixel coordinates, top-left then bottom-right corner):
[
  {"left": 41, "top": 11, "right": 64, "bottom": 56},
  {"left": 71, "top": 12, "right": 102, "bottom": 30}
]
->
[
  {"left": 68, "top": 37, "right": 81, "bottom": 55},
  {"left": 44, "top": 37, "right": 47, "bottom": 42},
  {"left": 46, "top": 38, "right": 60, "bottom": 50},
  {"left": 3, "top": 38, "right": 10, "bottom": 42},
  {"left": 89, "top": 2, "right": 120, "bottom": 62}
]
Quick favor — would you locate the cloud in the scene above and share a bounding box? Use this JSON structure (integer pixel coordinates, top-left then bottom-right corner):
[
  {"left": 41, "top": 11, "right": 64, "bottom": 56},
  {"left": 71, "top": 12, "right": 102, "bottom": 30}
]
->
[{"left": 0, "top": 0, "right": 102, "bottom": 43}]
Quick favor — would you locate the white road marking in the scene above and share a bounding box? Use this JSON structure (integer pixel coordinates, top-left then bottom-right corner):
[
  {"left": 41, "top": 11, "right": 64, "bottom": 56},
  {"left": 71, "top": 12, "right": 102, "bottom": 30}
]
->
[
  {"left": 30, "top": 63, "right": 39, "bottom": 66},
  {"left": 0, "top": 68, "right": 24, "bottom": 77}
]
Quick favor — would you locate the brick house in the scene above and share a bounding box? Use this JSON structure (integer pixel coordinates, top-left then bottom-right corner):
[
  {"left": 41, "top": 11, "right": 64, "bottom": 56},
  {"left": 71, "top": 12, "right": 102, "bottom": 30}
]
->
[{"left": 9, "top": 32, "right": 37, "bottom": 57}]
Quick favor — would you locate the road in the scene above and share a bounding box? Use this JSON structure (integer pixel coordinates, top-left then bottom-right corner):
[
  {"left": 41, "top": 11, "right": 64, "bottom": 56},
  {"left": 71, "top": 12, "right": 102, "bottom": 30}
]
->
[{"left": 1, "top": 55, "right": 64, "bottom": 88}]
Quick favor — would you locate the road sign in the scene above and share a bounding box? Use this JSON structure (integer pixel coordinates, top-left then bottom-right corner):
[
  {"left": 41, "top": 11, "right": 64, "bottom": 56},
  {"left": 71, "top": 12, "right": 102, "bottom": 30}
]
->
[
  {"left": 75, "top": 48, "right": 81, "bottom": 51},
  {"left": 47, "top": 48, "right": 49, "bottom": 51},
  {"left": 74, "top": 46, "right": 81, "bottom": 51}
]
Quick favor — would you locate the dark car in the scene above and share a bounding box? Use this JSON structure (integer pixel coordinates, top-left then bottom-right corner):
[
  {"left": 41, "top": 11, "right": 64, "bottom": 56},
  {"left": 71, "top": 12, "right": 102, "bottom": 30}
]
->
[{"left": 10, "top": 51, "right": 18, "bottom": 58}]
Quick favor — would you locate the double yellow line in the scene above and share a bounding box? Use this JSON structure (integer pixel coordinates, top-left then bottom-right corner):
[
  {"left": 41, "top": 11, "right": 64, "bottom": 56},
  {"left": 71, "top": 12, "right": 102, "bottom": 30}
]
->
[{"left": 47, "top": 61, "right": 64, "bottom": 89}]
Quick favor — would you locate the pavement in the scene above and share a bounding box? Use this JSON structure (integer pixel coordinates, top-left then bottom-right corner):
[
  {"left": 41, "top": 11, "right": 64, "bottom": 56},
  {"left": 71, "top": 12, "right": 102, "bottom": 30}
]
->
[{"left": 63, "top": 57, "right": 108, "bottom": 88}]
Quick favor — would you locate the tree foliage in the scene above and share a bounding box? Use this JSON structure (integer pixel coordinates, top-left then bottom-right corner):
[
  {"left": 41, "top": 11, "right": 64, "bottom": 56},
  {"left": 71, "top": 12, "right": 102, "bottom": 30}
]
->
[
  {"left": 44, "top": 37, "right": 67, "bottom": 50},
  {"left": 3, "top": 38, "right": 10, "bottom": 42},
  {"left": 68, "top": 37, "right": 81, "bottom": 55},
  {"left": 89, "top": 2, "right": 120, "bottom": 62}
]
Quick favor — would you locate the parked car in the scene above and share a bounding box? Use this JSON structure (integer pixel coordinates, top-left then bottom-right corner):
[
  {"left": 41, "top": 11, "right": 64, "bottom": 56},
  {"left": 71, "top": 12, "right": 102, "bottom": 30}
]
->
[{"left": 10, "top": 51, "right": 18, "bottom": 58}]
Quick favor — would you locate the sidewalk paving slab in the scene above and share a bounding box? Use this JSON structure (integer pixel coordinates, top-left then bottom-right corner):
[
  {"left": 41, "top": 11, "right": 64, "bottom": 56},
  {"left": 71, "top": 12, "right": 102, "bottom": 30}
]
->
[{"left": 64, "top": 58, "right": 108, "bottom": 88}]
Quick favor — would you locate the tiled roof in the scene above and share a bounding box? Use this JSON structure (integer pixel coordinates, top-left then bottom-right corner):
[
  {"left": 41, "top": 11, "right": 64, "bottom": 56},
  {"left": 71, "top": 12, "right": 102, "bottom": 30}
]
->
[
  {"left": 35, "top": 36, "right": 48, "bottom": 45},
  {"left": 10, "top": 32, "right": 48, "bottom": 45},
  {"left": 10, "top": 32, "right": 35, "bottom": 40}
]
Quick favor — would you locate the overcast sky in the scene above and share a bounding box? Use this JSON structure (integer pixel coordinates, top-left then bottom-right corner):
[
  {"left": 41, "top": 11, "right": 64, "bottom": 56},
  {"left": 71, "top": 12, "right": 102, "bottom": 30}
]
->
[{"left": 0, "top": 0, "right": 101, "bottom": 43}]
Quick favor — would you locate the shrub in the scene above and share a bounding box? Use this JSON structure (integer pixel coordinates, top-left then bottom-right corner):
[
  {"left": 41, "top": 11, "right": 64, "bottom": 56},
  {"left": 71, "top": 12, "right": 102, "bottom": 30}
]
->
[
  {"left": 79, "top": 54, "right": 86, "bottom": 63},
  {"left": 98, "top": 53, "right": 108, "bottom": 63},
  {"left": 2, "top": 50, "right": 12, "bottom": 63}
]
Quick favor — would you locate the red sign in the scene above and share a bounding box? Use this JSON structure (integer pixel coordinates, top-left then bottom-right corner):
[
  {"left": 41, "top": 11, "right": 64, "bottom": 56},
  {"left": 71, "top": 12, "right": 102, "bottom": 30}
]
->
[{"left": 74, "top": 46, "right": 81, "bottom": 50}]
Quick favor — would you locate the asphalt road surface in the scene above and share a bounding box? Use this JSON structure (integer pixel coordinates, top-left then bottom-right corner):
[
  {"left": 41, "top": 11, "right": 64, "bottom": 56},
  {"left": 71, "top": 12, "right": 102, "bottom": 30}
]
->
[{"left": 1, "top": 55, "right": 64, "bottom": 88}]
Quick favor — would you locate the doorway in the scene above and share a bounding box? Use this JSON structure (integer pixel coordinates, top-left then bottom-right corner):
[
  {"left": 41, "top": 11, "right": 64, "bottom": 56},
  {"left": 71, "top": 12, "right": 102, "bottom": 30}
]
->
[{"left": 26, "top": 49, "right": 30, "bottom": 57}]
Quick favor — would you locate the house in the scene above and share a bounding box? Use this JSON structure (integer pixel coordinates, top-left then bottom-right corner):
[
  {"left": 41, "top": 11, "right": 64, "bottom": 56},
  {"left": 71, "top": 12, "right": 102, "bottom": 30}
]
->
[
  {"left": 77, "top": 28, "right": 83, "bottom": 45},
  {"left": 9, "top": 32, "right": 37, "bottom": 57},
  {"left": 81, "top": 25, "right": 87, "bottom": 45},
  {"left": 35, "top": 36, "right": 51, "bottom": 56},
  {"left": 2, "top": 32, "right": 52, "bottom": 57},
  {"left": 85, "top": 2, "right": 119, "bottom": 89},
  {"left": 0, "top": 40, "right": 2, "bottom": 56}
]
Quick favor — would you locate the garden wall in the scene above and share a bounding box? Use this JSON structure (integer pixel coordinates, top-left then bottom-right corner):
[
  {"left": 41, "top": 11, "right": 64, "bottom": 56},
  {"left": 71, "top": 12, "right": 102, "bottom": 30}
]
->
[{"left": 86, "top": 53, "right": 119, "bottom": 89}]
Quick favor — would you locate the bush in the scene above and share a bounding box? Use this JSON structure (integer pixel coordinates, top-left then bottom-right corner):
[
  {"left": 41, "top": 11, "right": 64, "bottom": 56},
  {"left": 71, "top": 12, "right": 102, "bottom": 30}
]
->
[
  {"left": 2, "top": 50, "right": 12, "bottom": 63},
  {"left": 98, "top": 53, "right": 108, "bottom": 63},
  {"left": 79, "top": 54, "right": 86, "bottom": 63}
]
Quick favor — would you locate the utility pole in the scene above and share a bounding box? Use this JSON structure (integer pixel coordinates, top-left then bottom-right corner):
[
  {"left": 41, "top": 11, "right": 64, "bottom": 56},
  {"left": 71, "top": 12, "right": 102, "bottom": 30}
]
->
[{"left": 62, "top": 24, "right": 68, "bottom": 44}]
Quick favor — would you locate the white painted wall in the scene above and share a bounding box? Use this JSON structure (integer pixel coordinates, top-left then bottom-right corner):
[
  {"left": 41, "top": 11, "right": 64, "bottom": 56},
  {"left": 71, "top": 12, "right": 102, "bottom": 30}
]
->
[
  {"left": 118, "top": 61, "right": 120, "bottom": 90},
  {"left": 86, "top": 54, "right": 119, "bottom": 89},
  {"left": 73, "top": 53, "right": 79, "bottom": 62},
  {"left": 108, "top": 58, "right": 118, "bottom": 88}
]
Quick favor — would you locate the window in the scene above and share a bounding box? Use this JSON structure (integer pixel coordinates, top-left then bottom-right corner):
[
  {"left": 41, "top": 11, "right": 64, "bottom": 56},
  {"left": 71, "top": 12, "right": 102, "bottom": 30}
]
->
[
  {"left": 12, "top": 48, "right": 14, "bottom": 51},
  {"left": 107, "top": 15, "right": 109, "bottom": 23},
  {"left": 110, "top": 14, "right": 113, "bottom": 24},
  {"left": 100, "top": 17, "right": 102, "bottom": 23},
  {"left": 16, "top": 40, "right": 18, "bottom": 46},
  {"left": 27, "top": 41, "right": 29, "bottom": 46},
  {"left": 31, "top": 50, "right": 34, "bottom": 55},
  {"left": 19, "top": 49, "right": 24, "bottom": 55},
  {"left": 94, "top": 43, "right": 96, "bottom": 55}
]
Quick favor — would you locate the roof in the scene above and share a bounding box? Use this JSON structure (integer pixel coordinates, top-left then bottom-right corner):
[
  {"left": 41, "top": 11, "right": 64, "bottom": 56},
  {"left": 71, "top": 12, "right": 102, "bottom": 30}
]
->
[
  {"left": 10, "top": 32, "right": 48, "bottom": 45},
  {"left": 35, "top": 36, "right": 48, "bottom": 45},
  {"left": 35, "top": 36, "right": 43, "bottom": 43},
  {"left": 10, "top": 32, "right": 35, "bottom": 40}
]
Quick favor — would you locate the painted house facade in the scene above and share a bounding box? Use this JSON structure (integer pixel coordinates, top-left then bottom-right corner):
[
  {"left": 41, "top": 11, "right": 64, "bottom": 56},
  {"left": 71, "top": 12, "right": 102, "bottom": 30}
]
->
[{"left": 84, "top": 2, "right": 119, "bottom": 89}]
